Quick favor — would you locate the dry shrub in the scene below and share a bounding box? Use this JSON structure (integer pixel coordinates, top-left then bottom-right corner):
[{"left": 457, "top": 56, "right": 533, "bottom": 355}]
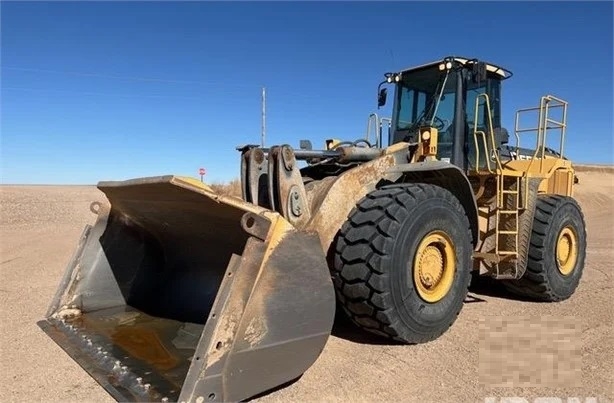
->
[{"left": 209, "top": 178, "right": 242, "bottom": 197}]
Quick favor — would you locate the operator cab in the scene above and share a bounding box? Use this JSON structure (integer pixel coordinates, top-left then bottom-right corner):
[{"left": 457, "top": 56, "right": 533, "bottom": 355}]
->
[{"left": 379, "top": 56, "right": 513, "bottom": 172}]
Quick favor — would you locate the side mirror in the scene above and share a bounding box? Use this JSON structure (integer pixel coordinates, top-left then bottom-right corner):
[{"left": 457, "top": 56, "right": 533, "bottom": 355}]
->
[{"left": 378, "top": 88, "right": 388, "bottom": 107}]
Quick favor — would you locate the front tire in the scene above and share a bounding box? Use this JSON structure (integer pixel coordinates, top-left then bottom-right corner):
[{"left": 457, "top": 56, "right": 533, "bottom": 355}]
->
[
  {"left": 332, "top": 183, "right": 473, "bottom": 344},
  {"left": 503, "top": 195, "right": 587, "bottom": 301}
]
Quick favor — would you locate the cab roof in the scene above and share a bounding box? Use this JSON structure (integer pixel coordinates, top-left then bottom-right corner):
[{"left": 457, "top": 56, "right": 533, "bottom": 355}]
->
[{"left": 399, "top": 56, "right": 513, "bottom": 80}]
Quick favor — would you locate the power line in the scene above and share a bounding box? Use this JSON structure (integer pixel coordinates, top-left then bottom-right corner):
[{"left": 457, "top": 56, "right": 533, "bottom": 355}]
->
[
  {"left": 2, "top": 66, "right": 262, "bottom": 88},
  {"left": 2, "top": 86, "right": 205, "bottom": 99},
  {"left": 2, "top": 85, "right": 339, "bottom": 104}
]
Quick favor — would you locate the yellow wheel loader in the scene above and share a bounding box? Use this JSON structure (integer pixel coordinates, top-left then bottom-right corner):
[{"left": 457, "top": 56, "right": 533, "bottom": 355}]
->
[{"left": 38, "top": 56, "right": 587, "bottom": 402}]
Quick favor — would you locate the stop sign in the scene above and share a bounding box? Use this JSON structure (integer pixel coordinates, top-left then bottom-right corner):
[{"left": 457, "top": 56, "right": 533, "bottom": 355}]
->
[{"left": 199, "top": 168, "right": 206, "bottom": 176}]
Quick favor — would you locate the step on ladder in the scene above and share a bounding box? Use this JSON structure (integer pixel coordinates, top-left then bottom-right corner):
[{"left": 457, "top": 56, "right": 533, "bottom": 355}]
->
[{"left": 495, "top": 173, "right": 521, "bottom": 278}]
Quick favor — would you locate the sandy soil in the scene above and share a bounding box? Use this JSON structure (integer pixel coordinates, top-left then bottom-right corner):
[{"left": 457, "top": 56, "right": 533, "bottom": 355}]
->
[{"left": 1, "top": 167, "right": 612, "bottom": 403}]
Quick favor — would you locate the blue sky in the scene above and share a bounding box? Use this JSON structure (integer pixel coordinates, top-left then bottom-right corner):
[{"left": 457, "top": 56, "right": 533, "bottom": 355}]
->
[{"left": 1, "top": 1, "right": 613, "bottom": 184}]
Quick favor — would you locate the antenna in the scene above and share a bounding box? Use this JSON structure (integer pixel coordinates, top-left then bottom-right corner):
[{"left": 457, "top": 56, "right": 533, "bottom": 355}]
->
[{"left": 261, "top": 87, "right": 266, "bottom": 147}]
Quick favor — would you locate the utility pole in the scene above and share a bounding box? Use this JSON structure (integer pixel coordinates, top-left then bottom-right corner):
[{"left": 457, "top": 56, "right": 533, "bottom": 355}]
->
[{"left": 261, "top": 87, "right": 266, "bottom": 147}]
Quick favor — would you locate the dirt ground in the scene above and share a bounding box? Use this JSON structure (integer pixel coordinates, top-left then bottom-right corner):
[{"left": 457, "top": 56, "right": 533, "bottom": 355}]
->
[{"left": 1, "top": 165, "right": 612, "bottom": 403}]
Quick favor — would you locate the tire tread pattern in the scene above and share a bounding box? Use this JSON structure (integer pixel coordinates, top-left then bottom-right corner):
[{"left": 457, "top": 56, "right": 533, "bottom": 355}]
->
[
  {"left": 502, "top": 195, "right": 586, "bottom": 301},
  {"left": 332, "top": 183, "right": 472, "bottom": 343}
]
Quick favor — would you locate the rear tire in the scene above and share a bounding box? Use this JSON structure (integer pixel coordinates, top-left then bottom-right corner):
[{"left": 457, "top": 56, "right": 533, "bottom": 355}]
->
[
  {"left": 332, "top": 183, "right": 473, "bottom": 344},
  {"left": 502, "top": 195, "right": 587, "bottom": 301}
]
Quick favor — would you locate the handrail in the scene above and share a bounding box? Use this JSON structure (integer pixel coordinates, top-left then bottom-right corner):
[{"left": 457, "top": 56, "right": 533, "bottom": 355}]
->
[
  {"left": 379, "top": 117, "right": 391, "bottom": 148},
  {"left": 366, "top": 113, "right": 392, "bottom": 148},
  {"left": 475, "top": 130, "right": 494, "bottom": 173},
  {"left": 472, "top": 127, "right": 482, "bottom": 172},
  {"left": 514, "top": 94, "right": 568, "bottom": 175},
  {"left": 514, "top": 95, "right": 568, "bottom": 207},
  {"left": 366, "top": 113, "right": 379, "bottom": 147},
  {"left": 471, "top": 93, "right": 502, "bottom": 173}
]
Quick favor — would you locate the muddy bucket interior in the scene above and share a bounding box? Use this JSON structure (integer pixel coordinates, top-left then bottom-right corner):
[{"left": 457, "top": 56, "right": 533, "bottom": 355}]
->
[{"left": 38, "top": 177, "right": 336, "bottom": 403}]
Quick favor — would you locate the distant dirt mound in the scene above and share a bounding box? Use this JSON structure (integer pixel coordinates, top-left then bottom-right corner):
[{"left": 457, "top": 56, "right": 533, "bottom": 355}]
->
[
  {"left": 573, "top": 165, "right": 614, "bottom": 198},
  {"left": 574, "top": 163, "right": 614, "bottom": 174},
  {"left": 572, "top": 164, "right": 614, "bottom": 247}
]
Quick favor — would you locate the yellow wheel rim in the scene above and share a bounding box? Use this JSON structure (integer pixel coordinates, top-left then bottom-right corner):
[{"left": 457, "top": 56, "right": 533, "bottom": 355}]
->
[
  {"left": 556, "top": 226, "right": 578, "bottom": 276},
  {"left": 413, "top": 231, "right": 456, "bottom": 303}
]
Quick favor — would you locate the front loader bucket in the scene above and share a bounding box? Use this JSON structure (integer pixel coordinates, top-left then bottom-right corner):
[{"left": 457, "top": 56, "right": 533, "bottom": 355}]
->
[{"left": 37, "top": 176, "right": 336, "bottom": 403}]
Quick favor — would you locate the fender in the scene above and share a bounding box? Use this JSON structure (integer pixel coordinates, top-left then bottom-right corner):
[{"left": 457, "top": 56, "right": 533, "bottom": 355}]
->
[
  {"left": 387, "top": 161, "right": 479, "bottom": 247},
  {"left": 304, "top": 156, "right": 479, "bottom": 259}
]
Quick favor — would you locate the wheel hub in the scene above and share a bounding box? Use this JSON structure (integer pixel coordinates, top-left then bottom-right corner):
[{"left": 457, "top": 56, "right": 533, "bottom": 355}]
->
[
  {"left": 413, "top": 231, "right": 456, "bottom": 303},
  {"left": 556, "top": 226, "right": 578, "bottom": 276},
  {"left": 418, "top": 246, "right": 444, "bottom": 288}
]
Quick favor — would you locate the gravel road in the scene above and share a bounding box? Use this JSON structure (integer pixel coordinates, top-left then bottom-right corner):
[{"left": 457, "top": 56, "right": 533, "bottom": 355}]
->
[{"left": 1, "top": 166, "right": 612, "bottom": 403}]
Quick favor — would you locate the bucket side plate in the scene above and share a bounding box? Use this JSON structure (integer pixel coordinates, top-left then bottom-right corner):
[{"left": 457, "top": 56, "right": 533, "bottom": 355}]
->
[{"left": 38, "top": 175, "right": 336, "bottom": 402}]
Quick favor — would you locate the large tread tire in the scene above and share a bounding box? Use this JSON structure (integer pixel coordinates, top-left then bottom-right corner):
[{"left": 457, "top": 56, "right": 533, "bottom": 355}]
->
[
  {"left": 502, "top": 195, "right": 587, "bottom": 301},
  {"left": 332, "top": 183, "right": 473, "bottom": 344}
]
